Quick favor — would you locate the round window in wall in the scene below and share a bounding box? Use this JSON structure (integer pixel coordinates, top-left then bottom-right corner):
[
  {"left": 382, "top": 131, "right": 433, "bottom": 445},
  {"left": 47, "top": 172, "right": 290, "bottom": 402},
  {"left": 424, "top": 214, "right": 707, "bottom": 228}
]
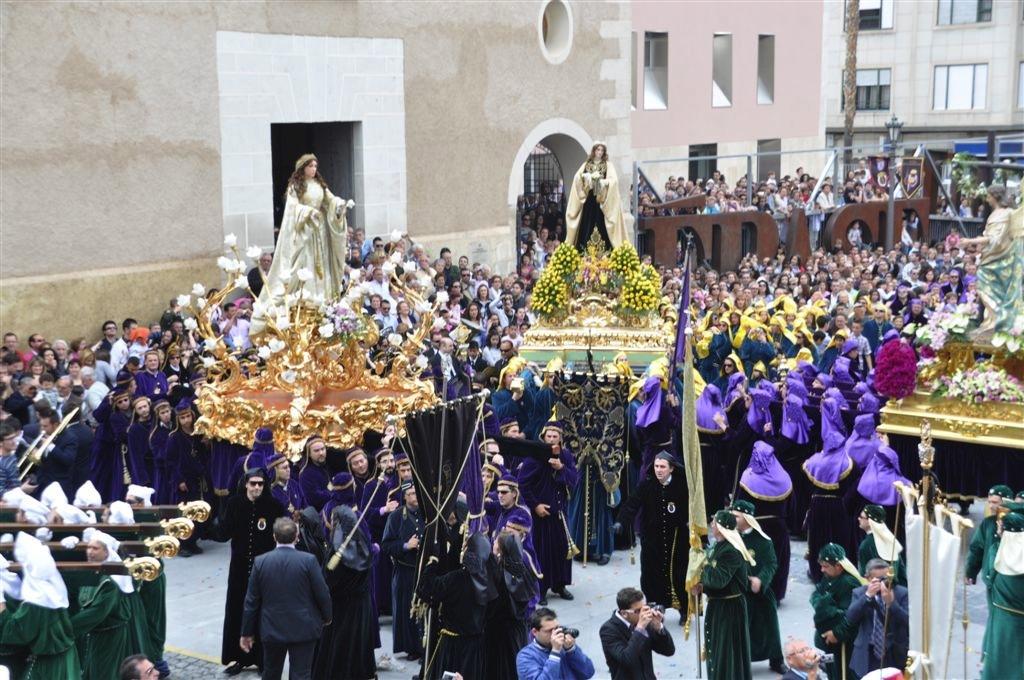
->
[{"left": 538, "top": 0, "right": 573, "bottom": 65}]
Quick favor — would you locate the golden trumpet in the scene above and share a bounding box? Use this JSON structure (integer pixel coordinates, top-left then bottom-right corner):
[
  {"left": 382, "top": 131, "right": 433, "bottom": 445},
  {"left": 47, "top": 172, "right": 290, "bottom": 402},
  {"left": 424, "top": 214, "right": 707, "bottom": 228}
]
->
[
  {"left": 20, "top": 408, "right": 80, "bottom": 481},
  {"left": 560, "top": 511, "right": 581, "bottom": 559}
]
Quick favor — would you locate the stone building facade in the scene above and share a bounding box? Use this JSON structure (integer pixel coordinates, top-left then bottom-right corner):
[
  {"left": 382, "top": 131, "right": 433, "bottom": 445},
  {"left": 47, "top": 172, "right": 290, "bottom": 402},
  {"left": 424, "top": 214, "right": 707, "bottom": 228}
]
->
[{"left": 1, "top": 1, "right": 632, "bottom": 340}]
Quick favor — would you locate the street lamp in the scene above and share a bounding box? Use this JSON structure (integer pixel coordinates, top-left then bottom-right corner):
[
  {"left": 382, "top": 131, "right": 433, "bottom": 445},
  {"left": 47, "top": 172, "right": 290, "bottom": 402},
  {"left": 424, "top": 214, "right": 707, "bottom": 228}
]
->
[{"left": 884, "top": 115, "right": 903, "bottom": 250}]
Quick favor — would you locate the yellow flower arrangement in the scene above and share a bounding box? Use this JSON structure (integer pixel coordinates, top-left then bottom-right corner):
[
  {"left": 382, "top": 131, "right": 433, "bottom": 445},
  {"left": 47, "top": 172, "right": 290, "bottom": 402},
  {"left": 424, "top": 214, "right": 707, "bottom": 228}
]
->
[
  {"left": 532, "top": 268, "right": 569, "bottom": 316},
  {"left": 609, "top": 243, "right": 641, "bottom": 277}
]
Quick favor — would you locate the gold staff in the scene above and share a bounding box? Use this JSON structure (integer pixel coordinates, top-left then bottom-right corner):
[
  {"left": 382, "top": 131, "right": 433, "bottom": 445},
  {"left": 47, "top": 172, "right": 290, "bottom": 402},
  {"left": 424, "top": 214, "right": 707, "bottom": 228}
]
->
[{"left": 20, "top": 407, "right": 79, "bottom": 481}]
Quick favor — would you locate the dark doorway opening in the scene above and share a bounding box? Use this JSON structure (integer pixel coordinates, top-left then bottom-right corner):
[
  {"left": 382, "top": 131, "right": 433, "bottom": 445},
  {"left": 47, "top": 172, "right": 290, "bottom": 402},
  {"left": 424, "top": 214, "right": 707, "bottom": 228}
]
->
[{"left": 270, "top": 122, "right": 358, "bottom": 241}]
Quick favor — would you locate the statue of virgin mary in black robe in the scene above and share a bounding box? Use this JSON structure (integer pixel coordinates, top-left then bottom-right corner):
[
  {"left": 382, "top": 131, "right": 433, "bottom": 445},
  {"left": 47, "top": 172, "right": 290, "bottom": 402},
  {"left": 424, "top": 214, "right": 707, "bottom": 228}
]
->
[{"left": 565, "top": 142, "right": 631, "bottom": 251}]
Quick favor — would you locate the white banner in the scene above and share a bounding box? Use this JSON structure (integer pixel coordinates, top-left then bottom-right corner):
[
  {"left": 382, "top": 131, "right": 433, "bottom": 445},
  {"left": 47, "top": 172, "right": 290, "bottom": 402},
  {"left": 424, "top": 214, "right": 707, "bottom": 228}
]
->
[{"left": 901, "top": 486, "right": 964, "bottom": 679}]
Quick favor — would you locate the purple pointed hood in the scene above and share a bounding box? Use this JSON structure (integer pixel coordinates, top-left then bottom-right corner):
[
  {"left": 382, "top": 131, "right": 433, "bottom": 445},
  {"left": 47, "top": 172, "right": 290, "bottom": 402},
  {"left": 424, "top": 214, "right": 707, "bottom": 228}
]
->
[
  {"left": 803, "top": 430, "right": 853, "bottom": 487},
  {"left": 858, "top": 392, "right": 881, "bottom": 414},
  {"left": 696, "top": 385, "right": 725, "bottom": 430},
  {"left": 845, "top": 414, "right": 879, "bottom": 468},
  {"left": 635, "top": 376, "right": 663, "bottom": 428},
  {"left": 781, "top": 394, "right": 812, "bottom": 444},
  {"left": 725, "top": 372, "right": 746, "bottom": 404},
  {"left": 740, "top": 441, "right": 793, "bottom": 500},
  {"left": 833, "top": 356, "right": 855, "bottom": 385},
  {"left": 786, "top": 378, "right": 809, "bottom": 404},
  {"left": 813, "top": 374, "right": 834, "bottom": 391},
  {"left": 857, "top": 445, "right": 910, "bottom": 505},
  {"left": 820, "top": 395, "right": 847, "bottom": 441},
  {"left": 746, "top": 387, "right": 773, "bottom": 433}
]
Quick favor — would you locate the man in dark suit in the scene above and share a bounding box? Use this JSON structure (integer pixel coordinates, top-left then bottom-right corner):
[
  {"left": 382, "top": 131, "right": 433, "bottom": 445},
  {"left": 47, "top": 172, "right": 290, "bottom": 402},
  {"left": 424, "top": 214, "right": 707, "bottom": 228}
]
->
[
  {"left": 599, "top": 586, "right": 675, "bottom": 680},
  {"left": 241, "top": 517, "right": 332, "bottom": 680},
  {"left": 845, "top": 558, "right": 909, "bottom": 677},
  {"left": 32, "top": 407, "right": 79, "bottom": 498},
  {"left": 780, "top": 638, "right": 824, "bottom": 680}
]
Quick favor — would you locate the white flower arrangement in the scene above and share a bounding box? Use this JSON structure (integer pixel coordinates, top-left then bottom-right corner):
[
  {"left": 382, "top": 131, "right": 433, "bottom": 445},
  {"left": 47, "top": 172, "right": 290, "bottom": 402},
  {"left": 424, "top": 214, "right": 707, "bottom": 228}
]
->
[
  {"left": 267, "top": 338, "right": 286, "bottom": 354},
  {"left": 388, "top": 333, "right": 403, "bottom": 347},
  {"left": 176, "top": 294, "right": 191, "bottom": 307},
  {"left": 224, "top": 233, "right": 237, "bottom": 247},
  {"left": 191, "top": 283, "right": 206, "bottom": 296},
  {"left": 435, "top": 291, "right": 449, "bottom": 304},
  {"left": 390, "top": 230, "right": 403, "bottom": 243},
  {"left": 183, "top": 318, "right": 198, "bottom": 331},
  {"left": 257, "top": 346, "right": 272, "bottom": 360},
  {"left": 296, "top": 268, "right": 314, "bottom": 283},
  {"left": 319, "top": 323, "right": 335, "bottom": 338},
  {"left": 246, "top": 245, "right": 263, "bottom": 259},
  {"left": 232, "top": 275, "right": 249, "bottom": 291},
  {"left": 281, "top": 370, "right": 297, "bottom": 384}
]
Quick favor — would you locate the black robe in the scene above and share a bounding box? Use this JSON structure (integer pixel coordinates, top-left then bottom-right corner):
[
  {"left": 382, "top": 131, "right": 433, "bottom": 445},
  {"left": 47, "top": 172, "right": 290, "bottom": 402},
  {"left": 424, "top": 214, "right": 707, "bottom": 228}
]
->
[
  {"left": 312, "top": 563, "right": 377, "bottom": 680},
  {"left": 417, "top": 558, "right": 489, "bottom": 680},
  {"left": 617, "top": 473, "right": 690, "bottom": 615},
  {"left": 484, "top": 553, "right": 535, "bottom": 680},
  {"left": 211, "top": 491, "right": 285, "bottom": 666},
  {"left": 381, "top": 505, "right": 425, "bottom": 657}
]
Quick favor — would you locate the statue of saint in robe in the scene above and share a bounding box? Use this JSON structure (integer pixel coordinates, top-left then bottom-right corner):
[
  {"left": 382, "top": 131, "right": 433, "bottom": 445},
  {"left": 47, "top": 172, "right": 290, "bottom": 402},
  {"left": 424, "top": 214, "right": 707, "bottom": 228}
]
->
[
  {"left": 251, "top": 153, "right": 352, "bottom": 334},
  {"left": 564, "top": 142, "right": 631, "bottom": 251},
  {"left": 962, "top": 185, "right": 1023, "bottom": 339}
]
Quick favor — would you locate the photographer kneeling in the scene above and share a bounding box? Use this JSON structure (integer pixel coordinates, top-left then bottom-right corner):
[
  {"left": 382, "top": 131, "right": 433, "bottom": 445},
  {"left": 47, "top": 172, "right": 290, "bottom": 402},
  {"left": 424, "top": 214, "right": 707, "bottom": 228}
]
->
[
  {"left": 516, "top": 607, "right": 595, "bottom": 680},
  {"left": 599, "top": 587, "right": 675, "bottom": 680}
]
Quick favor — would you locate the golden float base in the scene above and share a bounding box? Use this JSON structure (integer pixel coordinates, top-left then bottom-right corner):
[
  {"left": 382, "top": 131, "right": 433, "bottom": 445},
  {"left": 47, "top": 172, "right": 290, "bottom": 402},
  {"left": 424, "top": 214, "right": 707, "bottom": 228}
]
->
[
  {"left": 880, "top": 390, "right": 1024, "bottom": 449},
  {"left": 520, "top": 294, "right": 673, "bottom": 369}
]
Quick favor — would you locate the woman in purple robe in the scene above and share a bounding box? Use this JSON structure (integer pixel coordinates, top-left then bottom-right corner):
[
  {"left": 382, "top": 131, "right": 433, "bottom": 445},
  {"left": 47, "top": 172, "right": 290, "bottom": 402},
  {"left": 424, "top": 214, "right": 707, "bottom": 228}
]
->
[
  {"left": 802, "top": 431, "right": 856, "bottom": 583},
  {"left": 696, "top": 385, "right": 729, "bottom": 518},
  {"left": 736, "top": 441, "right": 793, "bottom": 601},
  {"left": 517, "top": 420, "right": 579, "bottom": 604},
  {"left": 635, "top": 376, "right": 679, "bottom": 479}
]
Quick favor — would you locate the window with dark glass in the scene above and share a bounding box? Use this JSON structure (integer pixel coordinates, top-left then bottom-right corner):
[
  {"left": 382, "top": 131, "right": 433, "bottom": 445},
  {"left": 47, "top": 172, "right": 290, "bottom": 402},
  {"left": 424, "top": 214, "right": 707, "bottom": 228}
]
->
[{"left": 841, "top": 68, "right": 891, "bottom": 111}]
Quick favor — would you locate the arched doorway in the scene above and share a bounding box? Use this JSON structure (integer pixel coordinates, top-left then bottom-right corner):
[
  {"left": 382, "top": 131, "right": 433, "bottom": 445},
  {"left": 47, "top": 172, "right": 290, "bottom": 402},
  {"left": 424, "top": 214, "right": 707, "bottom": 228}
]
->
[{"left": 510, "top": 121, "right": 590, "bottom": 272}]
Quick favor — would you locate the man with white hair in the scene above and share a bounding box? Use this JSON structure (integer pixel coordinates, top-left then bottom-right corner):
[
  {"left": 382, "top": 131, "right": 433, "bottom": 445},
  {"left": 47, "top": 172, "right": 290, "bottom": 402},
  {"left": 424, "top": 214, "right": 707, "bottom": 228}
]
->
[
  {"left": 780, "top": 638, "right": 823, "bottom": 680},
  {"left": 80, "top": 366, "right": 109, "bottom": 427}
]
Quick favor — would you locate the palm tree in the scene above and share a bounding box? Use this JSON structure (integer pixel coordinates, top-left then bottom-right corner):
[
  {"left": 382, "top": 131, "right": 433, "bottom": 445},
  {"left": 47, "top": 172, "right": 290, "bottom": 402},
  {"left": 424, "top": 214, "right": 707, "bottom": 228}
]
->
[{"left": 843, "top": 0, "right": 860, "bottom": 168}]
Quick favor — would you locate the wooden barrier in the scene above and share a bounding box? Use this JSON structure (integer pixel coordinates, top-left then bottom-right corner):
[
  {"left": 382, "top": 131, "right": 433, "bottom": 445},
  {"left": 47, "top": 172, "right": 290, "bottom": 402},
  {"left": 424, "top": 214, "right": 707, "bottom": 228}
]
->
[
  {"left": 822, "top": 198, "right": 931, "bottom": 250},
  {"left": 637, "top": 196, "right": 932, "bottom": 270}
]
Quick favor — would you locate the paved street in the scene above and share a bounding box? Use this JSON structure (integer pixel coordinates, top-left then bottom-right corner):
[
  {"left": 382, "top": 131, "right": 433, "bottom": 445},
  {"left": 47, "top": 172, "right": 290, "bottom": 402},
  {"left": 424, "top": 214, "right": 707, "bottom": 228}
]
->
[{"left": 165, "top": 503, "right": 989, "bottom": 679}]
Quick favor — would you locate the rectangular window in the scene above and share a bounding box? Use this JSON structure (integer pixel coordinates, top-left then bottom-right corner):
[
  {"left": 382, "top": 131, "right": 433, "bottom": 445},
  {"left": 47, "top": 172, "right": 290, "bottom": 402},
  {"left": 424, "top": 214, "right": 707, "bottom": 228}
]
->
[
  {"left": 937, "top": 0, "right": 992, "bottom": 25},
  {"left": 852, "top": 0, "right": 894, "bottom": 30},
  {"left": 643, "top": 32, "right": 668, "bottom": 110},
  {"left": 631, "top": 31, "right": 638, "bottom": 109},
  {"left": 933, "top": 64, "right": 987, "bottom": 110},
  {"left": 712, "top": 33, "right": 732, "bottom": 107},
  {"left": 757, "top": 139, "right": 782, "bottom": 181},
  {"left": 840, "top": 68, "right": 891, "bottom": 111},
  {"left": 688, "top": 143, "right": 718, "bottom": 183},
  {"left": 757, "top": 35, "right": 775, "bottom": 105}
]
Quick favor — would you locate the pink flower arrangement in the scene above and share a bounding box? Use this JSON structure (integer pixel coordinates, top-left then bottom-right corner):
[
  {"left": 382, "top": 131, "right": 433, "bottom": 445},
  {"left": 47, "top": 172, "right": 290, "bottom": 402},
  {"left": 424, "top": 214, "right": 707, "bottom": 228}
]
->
[
  {"left": 937, "top": 364, "right": 1024, "bottom": 405},
  {"left": 874, "top": 339, "right": 918, "bottom": 400}
]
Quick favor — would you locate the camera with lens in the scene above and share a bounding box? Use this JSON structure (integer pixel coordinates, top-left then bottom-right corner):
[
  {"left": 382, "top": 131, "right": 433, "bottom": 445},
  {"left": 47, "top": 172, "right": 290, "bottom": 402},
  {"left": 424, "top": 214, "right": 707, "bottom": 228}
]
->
[
  {"left": 559, "top": 627, "right": 580, "bottom": 638},
  {"left": 649, "top": 603, "right": 666, "bottom": 614}
]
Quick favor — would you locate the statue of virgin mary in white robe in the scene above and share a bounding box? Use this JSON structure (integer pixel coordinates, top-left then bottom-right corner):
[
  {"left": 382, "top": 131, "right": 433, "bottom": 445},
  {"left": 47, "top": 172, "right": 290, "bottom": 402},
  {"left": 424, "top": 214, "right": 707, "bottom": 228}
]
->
[{"left": 251, "top": 153, "right": 352, "bottom": 334}]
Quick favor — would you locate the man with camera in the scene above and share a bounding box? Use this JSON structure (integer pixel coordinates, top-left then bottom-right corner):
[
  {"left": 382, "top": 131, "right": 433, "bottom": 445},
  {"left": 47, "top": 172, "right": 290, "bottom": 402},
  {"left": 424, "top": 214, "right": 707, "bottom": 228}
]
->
[
  {"left": 598, "top": 587, "right": 675, "bottom": 680},
  {"left": 516, "top": 607, "right": 595, "bottom": 680},
  {"left": 779, "top": 638, "right": 824, "bottom": 680},
  {"left": 845, "top": 558, "right": 909, "bottom": 677}
]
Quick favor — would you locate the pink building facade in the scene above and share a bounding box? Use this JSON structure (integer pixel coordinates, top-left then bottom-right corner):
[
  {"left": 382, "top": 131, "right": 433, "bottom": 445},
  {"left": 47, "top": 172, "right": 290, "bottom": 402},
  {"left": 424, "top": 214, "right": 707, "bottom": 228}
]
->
[{"left": 630, "top": 0, "right": 826, "bottom": 189}]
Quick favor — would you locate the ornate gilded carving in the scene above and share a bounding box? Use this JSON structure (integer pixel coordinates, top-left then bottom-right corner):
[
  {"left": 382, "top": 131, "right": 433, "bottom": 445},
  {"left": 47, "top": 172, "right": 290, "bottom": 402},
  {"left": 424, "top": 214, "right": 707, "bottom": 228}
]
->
[
  {"left": 178, "top": 501, "right": 212, "bottom": 524},
  {"left": 188, "top": 270, "right": 438, "bottom": 458},
  {"left": 144, "top": 535, "right": 181, "bottom": 559},
  {"left": 124, "top": 556, "right": 163, "bottom": 582},
  {"left": 160, "top": 517, "right": 195, "bottom": 541}
]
